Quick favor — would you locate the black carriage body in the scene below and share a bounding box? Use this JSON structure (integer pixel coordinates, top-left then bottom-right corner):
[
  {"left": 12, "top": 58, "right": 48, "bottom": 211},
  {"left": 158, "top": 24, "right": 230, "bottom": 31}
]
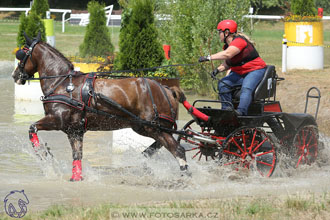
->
[
  {"left": 193, "top": 103, "right": 317, "bottom": 143},
  {"left": 178, "top": 65, "right": 319, "bottom": 177},
  {"left": 191, "top": 64, "right": 318, "bottom": 144}
]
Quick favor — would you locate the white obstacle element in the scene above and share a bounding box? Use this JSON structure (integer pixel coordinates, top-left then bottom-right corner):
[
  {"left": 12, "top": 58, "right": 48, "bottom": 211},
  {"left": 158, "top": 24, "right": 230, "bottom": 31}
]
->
[
  {"left": 112, "top": 128, "right": 154, "bottom": 153},
  {"left": 66, "top": 5, "right": 113, "bottom": 26},
  {"left": 0, "top": 7, "right": 71, "bottom": 33}
]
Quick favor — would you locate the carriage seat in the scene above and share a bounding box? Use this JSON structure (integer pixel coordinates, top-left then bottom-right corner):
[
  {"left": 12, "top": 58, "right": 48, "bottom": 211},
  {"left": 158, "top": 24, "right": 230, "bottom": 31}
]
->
[{"left": 232, "top": 65, "right": 277, "bottom": 102}]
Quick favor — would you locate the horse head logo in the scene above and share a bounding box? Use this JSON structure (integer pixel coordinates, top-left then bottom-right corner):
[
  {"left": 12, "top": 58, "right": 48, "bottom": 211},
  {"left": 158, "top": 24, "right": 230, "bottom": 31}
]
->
[{"left": 4, "top": 190, "right": 29, "bottom": 218}]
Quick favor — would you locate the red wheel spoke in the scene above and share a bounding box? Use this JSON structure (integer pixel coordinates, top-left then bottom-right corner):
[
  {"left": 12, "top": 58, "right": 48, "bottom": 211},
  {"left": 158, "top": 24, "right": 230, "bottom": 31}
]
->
[
  {"left": 198, "top": 152, "right": 202, "bottom": 161},
  {"left": 185, "top": 147, "right": 200, "bottom": 152},
  {"left": 223, "top": 150, "right": 242, "bottom": 158},
  {"left": 305, "top": 132, "right": 314, "bottom": 148},
  {"left": 249, "top": 129, "right": 257, "bottom": 154},
  {"left": 252, "top": 137, "right": 269, "bottom": 154},
  {"left": 242, "top": 130, "right": 247, "bottom": 152},
  {"left": 256, "top": 160, "right": 273, "bottom": 167},
  {"left": 229, "top": 138, "right": 245, "bottom": 154},
  {"left": 256, "top": 167, "right": 265, "bottom": 177},
  {"left": 296, "top": 153, "right": 304, "bottom": 168},
  {"left": 192, "top": 151, "right": 201, "bottom": 159},
  {"left": 223, "top": 159, "right": 242, "bottom": 166},
  {"left": 255, "top": 150, "right": 274, "bottom": 157}
]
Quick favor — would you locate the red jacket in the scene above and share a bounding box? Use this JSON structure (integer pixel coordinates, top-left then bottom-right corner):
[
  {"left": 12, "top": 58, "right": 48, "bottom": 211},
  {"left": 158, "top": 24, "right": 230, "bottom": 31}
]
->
[{"left": 224, "top": 36, "right": 266, "bottom": 75}]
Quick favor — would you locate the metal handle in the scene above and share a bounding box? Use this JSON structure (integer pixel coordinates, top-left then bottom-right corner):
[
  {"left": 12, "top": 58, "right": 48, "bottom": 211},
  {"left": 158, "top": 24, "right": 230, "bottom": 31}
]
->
[{"left": 304, "top": 87, "right": 321, "bottom": 120}]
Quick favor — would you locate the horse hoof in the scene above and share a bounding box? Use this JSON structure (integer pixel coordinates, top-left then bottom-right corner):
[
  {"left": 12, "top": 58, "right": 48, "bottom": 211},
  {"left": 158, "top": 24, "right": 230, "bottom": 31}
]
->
[{"left": 180, "top": 165, "right": 192, "bottom": 177}]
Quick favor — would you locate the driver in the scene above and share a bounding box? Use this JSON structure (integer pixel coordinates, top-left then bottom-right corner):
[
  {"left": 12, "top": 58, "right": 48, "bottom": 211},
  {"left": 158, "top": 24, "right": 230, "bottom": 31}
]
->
[{"left": 198, "top": 19, "right": 266, "bottom": 116}]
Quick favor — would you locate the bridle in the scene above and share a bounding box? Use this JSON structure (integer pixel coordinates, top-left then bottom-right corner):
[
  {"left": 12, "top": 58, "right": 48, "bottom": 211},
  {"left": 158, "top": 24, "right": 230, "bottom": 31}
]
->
[{"left": 17, "top": 38, "right": 40, "bottom": 81}]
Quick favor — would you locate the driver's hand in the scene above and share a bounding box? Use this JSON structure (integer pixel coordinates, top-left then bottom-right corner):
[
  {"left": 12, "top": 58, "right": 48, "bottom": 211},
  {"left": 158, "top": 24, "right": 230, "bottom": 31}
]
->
[
  {"left": 211, "top": 68, "right": 219, "bottom": 79},
  {"left": 198, "top": 55, "right": 210, "bottom": 62}
]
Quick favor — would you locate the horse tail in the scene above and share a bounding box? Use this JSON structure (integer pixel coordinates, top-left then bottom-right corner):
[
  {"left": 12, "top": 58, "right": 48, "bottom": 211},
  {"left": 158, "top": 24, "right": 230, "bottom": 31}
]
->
[{"left": 170, "top": 86, "right": 186, "bottom": 103}]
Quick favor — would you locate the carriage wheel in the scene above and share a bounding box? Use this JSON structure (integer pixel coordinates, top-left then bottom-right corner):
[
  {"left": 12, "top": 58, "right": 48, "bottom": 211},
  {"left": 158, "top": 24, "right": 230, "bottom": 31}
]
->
[
  {"left": 292, "top": 125, "right": 318, "bottom": 168},
  {"left": 177, "top": 120, "right": 221, "bottom": 161},
  {"left": 222, "top": 127, "right": 276, "bottom": 177}
]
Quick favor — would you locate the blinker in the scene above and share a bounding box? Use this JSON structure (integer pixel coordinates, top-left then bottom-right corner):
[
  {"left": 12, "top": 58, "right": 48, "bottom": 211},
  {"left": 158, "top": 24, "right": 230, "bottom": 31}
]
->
[{"left": 16, "top": 49, "right": 26, "bottom": 61}]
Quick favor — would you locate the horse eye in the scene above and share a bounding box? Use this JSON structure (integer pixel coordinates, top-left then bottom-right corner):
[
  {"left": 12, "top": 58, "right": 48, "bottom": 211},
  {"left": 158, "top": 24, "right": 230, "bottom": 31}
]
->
[{"left": 16, "top": 49, "right": 26, "bottom": 61}]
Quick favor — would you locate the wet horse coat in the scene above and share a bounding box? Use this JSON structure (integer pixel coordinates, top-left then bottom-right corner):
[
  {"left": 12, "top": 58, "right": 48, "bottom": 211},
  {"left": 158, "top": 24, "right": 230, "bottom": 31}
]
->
[{"left": 12, "top": 33, "right": 188, "bottom": 181}]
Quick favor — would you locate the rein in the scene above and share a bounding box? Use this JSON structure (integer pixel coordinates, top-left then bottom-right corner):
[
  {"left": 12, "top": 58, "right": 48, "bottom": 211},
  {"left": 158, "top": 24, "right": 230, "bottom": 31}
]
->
[{"left": 30, "top": 62, "right": 199, "bottom": 81}]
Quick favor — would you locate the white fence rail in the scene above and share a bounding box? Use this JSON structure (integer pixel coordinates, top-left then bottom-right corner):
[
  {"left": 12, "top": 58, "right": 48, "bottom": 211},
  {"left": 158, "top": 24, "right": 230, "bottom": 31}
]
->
[
  {"left": 243, "top": 15, "right": 330, "bottom": 20},
  {"left": 65, "top": 5, "right": 114, "bottom": 27},
  {"left": 0, "top": 5, "right": 117, "bottom": 32}
]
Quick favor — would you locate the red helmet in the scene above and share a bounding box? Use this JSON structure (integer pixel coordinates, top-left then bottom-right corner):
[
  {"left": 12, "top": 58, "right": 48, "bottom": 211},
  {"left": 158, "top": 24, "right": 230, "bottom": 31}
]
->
[{"left": 217, "top": 20, "right": 237, "bottom": 33}]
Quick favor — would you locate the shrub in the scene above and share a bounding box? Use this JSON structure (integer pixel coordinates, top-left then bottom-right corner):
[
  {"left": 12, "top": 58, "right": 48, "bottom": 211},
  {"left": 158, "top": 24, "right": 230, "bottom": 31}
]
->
[
  {"left": 156, "top": 0, "right": 251, "bottom": 94},
  {"left": 16, "top": 13, "right": 28, "bottom": 47},
  {"left": 291, "top": 0, "right": 317, "bottom": 16},
  {"left": 16, "top": 11, "right": 46, "bottom": 47},
  {"left": 79, "top": 1, "right": 114, "bottom": 58},
  {"left": 31, "top": 0, "right": 50, "bottom": 18},
  {"left": 117, "top": 0, "right": 164, "bottom": 76},
  {"left": 16, "top": 0, "right": 48, "bottom": 47}
]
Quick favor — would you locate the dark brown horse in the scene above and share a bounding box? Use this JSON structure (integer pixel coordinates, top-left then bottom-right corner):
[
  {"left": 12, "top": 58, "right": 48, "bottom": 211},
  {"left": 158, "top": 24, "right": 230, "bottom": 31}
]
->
[{"left": 12, "top": 33, "right": 189, "bottom": 181}]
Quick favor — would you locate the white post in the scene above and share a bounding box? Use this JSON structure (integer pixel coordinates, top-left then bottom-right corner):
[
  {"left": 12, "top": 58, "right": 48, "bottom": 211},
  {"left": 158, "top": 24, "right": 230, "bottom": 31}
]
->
[
  {"left": 46, "top": 11, "right": 50, "bottom": 19},
  {"left": 282, "top": 34, "right": 287, "bottom": 73},
  {"left": 62, "top": 12, "right": 68, "bottom": 32},
  {"left": 249, "top": 7, "right": 254, "bottom": 30}
]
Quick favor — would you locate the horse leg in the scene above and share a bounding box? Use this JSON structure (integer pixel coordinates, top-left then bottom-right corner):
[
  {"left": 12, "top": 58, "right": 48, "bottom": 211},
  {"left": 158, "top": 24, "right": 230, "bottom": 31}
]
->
[
  {"left": 29, "top": 116, "right": 58, "bottom": 160},
  {"left": 142, "top": 141, "right": 162, "bottom": 158},
  {"left": 157, "top": 132, "right": 190, "bottom": 175},
  {"left": 67, "top": 131, "right": 84, "bottom": 181}
]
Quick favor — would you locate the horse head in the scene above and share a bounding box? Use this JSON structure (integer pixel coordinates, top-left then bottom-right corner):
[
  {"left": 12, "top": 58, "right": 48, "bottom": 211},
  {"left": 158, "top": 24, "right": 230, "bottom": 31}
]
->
[{"left": 12, "top": 32, "right": 42, "bottom": 85}]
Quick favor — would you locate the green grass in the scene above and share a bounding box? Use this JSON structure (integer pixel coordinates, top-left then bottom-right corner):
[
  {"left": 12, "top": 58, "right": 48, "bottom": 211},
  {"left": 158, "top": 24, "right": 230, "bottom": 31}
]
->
[
  {"left": 0, "top": 21, "right": 120, "bottom": 61},
  {"left": 0, "top": 193, "right": 329, "bottom": 220}
]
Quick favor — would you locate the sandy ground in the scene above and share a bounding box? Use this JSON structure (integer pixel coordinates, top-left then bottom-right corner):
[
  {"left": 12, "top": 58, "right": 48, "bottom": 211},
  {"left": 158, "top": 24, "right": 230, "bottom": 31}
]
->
[{"left": 275, "top": 68, "right": 330, "bottom": 135}]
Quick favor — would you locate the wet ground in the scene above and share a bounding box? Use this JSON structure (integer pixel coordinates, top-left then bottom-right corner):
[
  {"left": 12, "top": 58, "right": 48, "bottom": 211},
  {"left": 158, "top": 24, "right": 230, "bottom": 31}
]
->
[{"left": 1, "top": 61, "right": 330, "bottom": 212}]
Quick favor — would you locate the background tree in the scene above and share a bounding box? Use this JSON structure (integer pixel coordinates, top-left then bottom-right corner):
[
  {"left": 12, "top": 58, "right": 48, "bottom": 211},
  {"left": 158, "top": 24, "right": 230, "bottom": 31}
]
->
[
  {"left": 117, "top": 0, "right": 163, "bottom": 74},
  {"left": 31, "top": 0, "right": 50, "bottom": 18},
  {"left": 156, "top": 0, "right": 251, "bottom": 94},
  {"left": 16, "top": 0, "right": 47, "bottom": 47},
  {"left": 291, "top": 0, "right": 317, "bottom": 16},
  {"left": 16, "top": 13, "right": 28, "bottom": 47},
  {"left": 79, "top": 1, "right": 114, "bottom": 57}
]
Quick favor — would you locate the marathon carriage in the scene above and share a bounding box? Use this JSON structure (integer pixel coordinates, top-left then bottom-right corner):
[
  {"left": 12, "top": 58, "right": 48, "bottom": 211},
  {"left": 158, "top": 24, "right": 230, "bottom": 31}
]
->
[
  {"left": 12, "top": 33, "right": 320, "bottom": 180},
  {"left": 176, "top": 65, "right": 320, "bottom": 177}
]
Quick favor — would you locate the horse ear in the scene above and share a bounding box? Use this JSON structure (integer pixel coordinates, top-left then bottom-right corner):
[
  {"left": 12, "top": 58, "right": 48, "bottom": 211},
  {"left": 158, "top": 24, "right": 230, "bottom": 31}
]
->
[
  {"left": 23, "top": 32, "right": 33, "bottom": 46},
  {"left": 37, "top": 31, "right": 41, "bottom": 41}
]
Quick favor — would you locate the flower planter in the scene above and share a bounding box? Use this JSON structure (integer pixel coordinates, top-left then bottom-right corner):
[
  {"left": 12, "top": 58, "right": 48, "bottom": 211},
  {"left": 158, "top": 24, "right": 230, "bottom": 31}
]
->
[
  {"left": 73, "top": 62, "right": 102, "bottom": 72},
  {"left": 284, "top": 21, "right": 323, "bottom": 70}
]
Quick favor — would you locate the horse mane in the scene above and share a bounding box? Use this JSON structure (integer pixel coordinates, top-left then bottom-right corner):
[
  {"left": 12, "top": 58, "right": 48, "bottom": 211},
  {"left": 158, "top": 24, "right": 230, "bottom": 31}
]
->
[{"left": 41, "top": 42, "right": 74, "bottom": 71}]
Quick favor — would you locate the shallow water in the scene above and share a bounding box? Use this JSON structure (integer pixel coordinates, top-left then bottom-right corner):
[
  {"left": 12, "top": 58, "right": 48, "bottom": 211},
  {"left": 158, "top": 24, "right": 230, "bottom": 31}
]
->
[{"left": 1, "top": 65, "right": 330, "bottom": 213}]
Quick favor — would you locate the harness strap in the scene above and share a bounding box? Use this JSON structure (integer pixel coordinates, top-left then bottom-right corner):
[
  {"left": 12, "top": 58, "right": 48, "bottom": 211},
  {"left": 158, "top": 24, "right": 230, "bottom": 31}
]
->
[
  {"left": 44, "top": 70, "right": 75, "bottom": 98},
  {"left": 153, "top": 81, "right": 176, "bottom": 120},
  {"left": 81, "top": 73, "right": 97, "bottom": 106},
  {"left": 95, "top": 93, "right": 141, "bottom": 121},
  {"left": 41, "top": 94, "right": 85, "bottom": 110},
  {"left": 80, "top": 72, "right": 97, "bottom": 129},
  {"left": 144, "top": 79, "right": 178, "bottom": 129},
  {"left": 41, "top": 94, "right": 186, "bottom": 136},
  {"left": 142, "top": 78, "right": 159, "bottom": 123}
]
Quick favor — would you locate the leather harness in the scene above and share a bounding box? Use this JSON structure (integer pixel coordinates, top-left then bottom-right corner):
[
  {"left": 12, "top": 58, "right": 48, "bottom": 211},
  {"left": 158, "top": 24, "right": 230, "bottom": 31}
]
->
[{"left": 41, "top": 74, "right": 177, "bottom": 131}]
